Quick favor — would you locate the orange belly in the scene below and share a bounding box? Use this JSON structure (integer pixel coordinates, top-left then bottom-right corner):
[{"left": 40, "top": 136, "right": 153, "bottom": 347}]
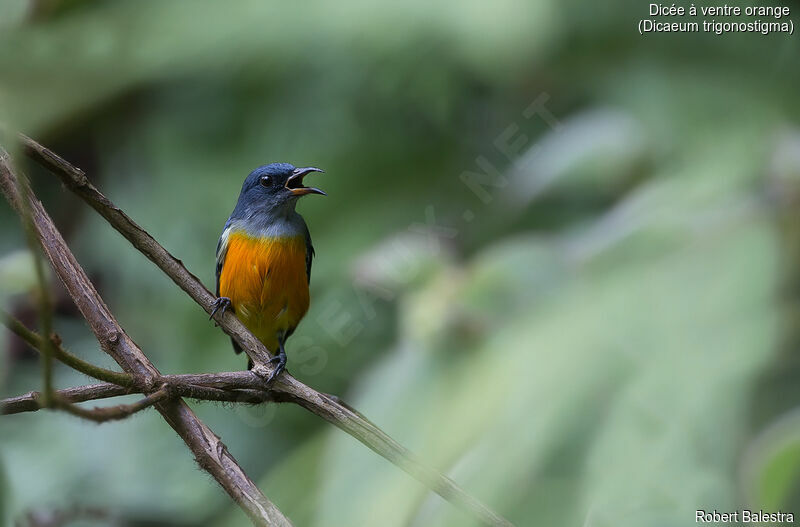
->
[{"left": 219, "top": 231, "right": 310, "bottom": 352}]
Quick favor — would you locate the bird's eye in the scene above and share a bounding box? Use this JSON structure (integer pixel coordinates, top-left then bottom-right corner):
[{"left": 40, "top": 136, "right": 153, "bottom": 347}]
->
[{"left": 260, "top": 176, "right": 271, "bottom": 187}]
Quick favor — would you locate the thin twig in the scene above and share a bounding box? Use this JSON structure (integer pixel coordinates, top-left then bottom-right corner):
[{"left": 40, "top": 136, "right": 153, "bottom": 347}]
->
[
  {"left": 1, "top": 309, "right": 135, "bottom": 387},
  {"left": 0, "top": 148, "right": 292, "bottom": 527},
  {"left": 19, "top": 133, "right": 514, "bottom": 527},
  {"left": 54, "top": 387, "right": 170, "bottom": 423}
]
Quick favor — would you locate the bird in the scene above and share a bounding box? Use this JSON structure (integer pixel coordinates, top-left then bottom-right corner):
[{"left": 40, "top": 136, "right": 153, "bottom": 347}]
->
[{"left": 211, "top": 163, "right": 325, "bottom": 384}]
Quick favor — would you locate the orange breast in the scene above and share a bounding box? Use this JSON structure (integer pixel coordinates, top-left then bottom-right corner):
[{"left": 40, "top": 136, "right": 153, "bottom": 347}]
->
[{"left": 219, "top": 231, "right": 310, "bottom": 352}]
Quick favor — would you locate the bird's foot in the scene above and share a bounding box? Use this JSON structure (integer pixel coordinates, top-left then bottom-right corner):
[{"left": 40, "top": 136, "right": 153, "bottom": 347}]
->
[
  {"left": 210, "top": 297, "right": 232, "bottom": 325},
  {"left": 265, "top": 350, "right": 287, "bottom": 385}
]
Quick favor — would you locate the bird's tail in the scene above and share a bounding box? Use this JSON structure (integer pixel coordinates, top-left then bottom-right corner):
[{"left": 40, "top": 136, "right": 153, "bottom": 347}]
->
[{"left": 230, "top": 337, "right": 253, "bottom": 369}]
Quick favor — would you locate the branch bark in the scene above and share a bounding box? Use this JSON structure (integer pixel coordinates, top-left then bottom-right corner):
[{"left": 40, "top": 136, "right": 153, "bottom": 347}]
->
[
  {"left": 14, "top": 134, "right": 515, "bottom": 527},
  {"left": 0, "top": 147, "right": 292, "bottom": 527},
  {"left": 54, "top": 387, "right": 170, "bottom": 423},
  {"left": 1, "top": 373, "right": 275, "bottom": 416},
  {"left": 2, "top": 383, "right": 130, "bottom": 414}
]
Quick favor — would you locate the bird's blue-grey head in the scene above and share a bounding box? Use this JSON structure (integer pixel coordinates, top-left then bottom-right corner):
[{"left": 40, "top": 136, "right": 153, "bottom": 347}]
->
[{"left": 230, "top": 163, "right": 325, "bottom": 223}]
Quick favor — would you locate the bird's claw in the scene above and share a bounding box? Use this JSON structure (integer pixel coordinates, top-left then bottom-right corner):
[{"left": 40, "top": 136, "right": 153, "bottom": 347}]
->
[
  {"left": 210, "top": 297, "right": 232, "bottom": 325},
  {"left": 265, "top": 353, "right": 286, "bottom": 385}
]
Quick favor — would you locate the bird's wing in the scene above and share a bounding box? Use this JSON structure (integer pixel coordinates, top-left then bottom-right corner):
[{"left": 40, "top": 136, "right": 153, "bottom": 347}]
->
[
  {"left": 215, "top": 221, "right": 232, "bottom": 297},
  {"left": 216, "top": 220, "right": 243, "bottom": 355},
  {"left": 304, "top": 225, "right": 315, "bottom": 284}
]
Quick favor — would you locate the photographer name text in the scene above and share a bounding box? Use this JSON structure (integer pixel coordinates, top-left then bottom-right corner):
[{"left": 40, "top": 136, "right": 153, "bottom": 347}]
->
[{"left": 696, "top": 509, "right": 794, "bottom": 523}]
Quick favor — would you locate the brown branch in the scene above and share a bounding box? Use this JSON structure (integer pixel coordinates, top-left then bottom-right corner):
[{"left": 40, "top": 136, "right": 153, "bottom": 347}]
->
[
  {"left": 54, "top": 386, "right": 170, "bottom": 423},
  {"left": 1, "top": 374, "right": 274, "bottom": 416},
  {"left": 20, "top": 134, "right": 514, "bottom": 527},
  {"left": 0, "top": 148, "right": 292, "bottom": 527},
  {"left": 2, "top": 383, "right": 130, "bottom": 414}
]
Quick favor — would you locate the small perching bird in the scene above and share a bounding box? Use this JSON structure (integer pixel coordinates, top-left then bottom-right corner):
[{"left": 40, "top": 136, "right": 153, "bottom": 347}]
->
[{"left": 211, "top": 164, "right": 325, "bottom": 383}]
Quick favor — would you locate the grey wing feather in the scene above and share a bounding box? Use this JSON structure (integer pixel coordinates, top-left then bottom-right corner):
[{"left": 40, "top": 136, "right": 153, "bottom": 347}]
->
[
  {"left": 215, "top": 242, "right": 224, "bottom": 297},
  {"left": 215, "top": 219, "right": 233, "bottom": 296}
]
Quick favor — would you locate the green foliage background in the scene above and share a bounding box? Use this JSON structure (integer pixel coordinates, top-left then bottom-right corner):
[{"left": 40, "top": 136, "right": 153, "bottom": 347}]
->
[{"left": 1, "top": 1, "right": 799, "bottom": 525}]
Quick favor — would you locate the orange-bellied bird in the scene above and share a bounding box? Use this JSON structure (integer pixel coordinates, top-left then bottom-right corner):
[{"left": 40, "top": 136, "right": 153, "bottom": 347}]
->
[{"left": 211, "top": 164, "right": 325, "bottom": 383}]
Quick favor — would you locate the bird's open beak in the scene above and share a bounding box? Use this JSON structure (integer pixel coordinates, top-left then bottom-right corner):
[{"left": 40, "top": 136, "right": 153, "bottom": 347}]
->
[{"left": 286, "top": 167, "right": 326, "bottom": 196}]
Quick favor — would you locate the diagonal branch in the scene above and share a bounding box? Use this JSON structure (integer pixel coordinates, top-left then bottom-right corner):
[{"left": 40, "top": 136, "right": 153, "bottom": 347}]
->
[
  {"left": 20, "top": 134, "right": 514, "bottom": 527},
  {"left": 10, "top": 159, "right": 57, "bottom": 406},
  {"left": 0, "top": 148, "right": 292, "bottom": 527}
]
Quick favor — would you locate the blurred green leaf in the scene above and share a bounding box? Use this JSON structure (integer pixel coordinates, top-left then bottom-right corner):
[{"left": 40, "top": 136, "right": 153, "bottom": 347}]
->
[{"left": 743, "top": 410, "right": 800, "bottom": 513}]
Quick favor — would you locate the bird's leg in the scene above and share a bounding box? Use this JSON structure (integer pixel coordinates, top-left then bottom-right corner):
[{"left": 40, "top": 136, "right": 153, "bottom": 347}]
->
[
  {"left": 266, "top": 337, "right": 287, "bottom": 385},
  {"left": 209, "top": 296, "right": 232, "bottom": 324}
]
